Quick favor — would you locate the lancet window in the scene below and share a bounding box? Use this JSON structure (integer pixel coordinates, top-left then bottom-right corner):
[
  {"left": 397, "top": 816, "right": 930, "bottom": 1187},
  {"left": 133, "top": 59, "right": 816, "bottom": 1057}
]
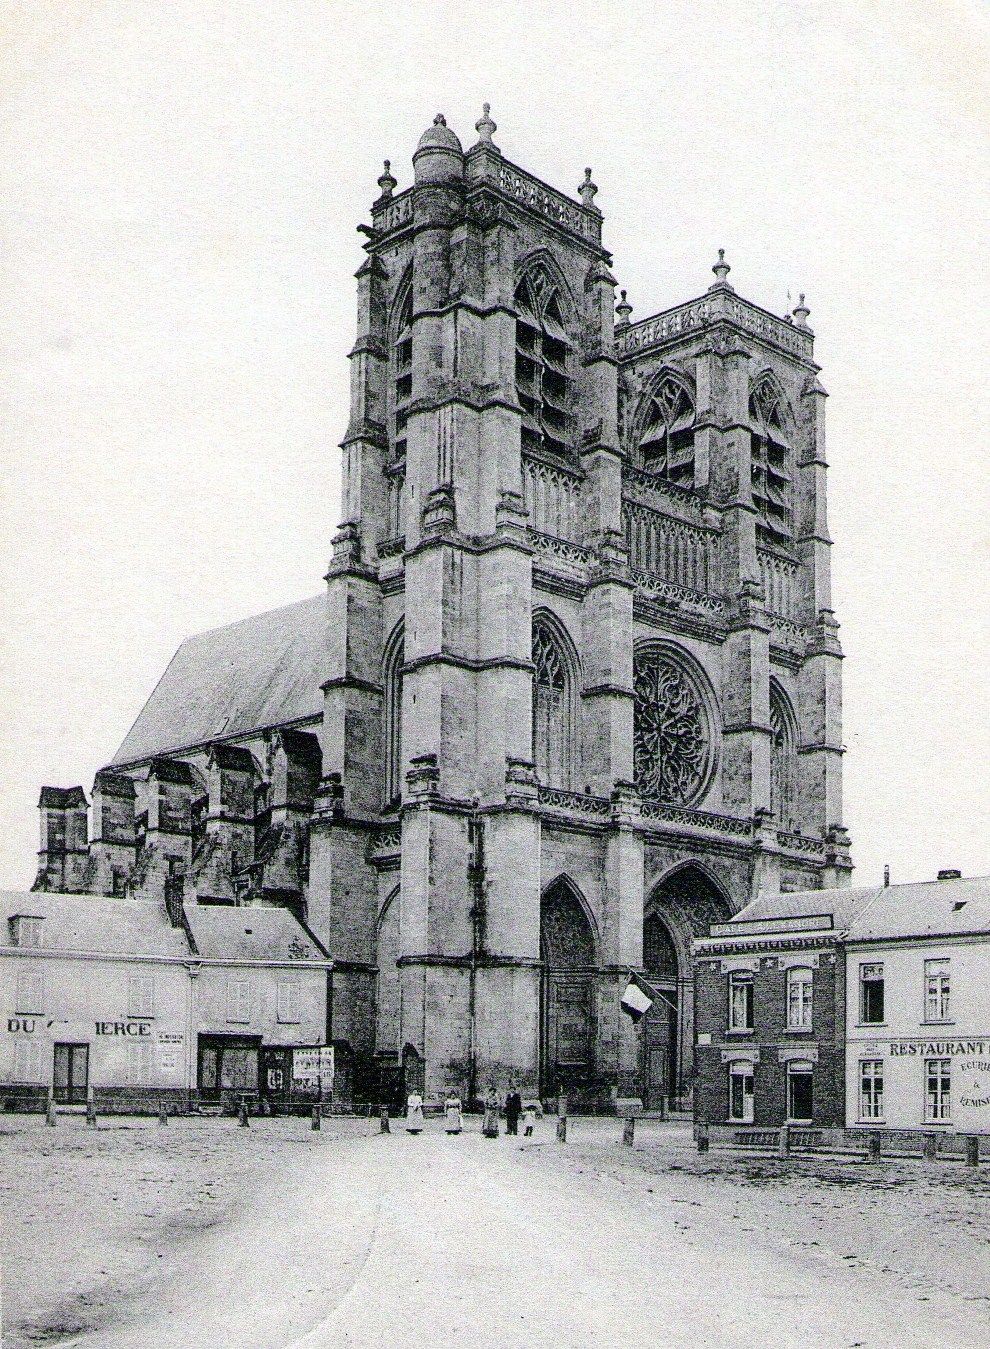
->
[
  {"left": 750, "top": 377, "right": 792, "bottom": 544},
  {"left": 532, "top": 620, "right": 574, "bottom": 789},
  {"left": 515, "top": 269, "right": 573, "bottom": 460},
  {"left": 636, "top": 374, "right": 696, "bottom": 487},
  {"left": 769, "top": 683, "right": 797, "bottom": 828},
  {"left": 392, "top": 284, "right": 413, "bottom": 462},
  {"left": 383, "top": 626, "right": 404, "bottom": 806}
]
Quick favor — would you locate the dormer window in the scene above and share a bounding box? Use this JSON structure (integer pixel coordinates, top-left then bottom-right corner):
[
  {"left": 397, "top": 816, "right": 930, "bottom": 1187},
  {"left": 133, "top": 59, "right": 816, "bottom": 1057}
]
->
[
  {"left": 515, "top": 270, "right": 573, "bottom": 460},
  {"left": 636, "top": 374, "right": 696, "bottom": 487},
  {"left": 9, "top": 915, "right": 43, "bottom": 949}
]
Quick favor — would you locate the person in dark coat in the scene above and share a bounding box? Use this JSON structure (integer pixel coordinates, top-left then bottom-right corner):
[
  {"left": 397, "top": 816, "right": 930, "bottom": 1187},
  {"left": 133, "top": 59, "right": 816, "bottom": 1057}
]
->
[{"left": 505, "top": 1085, "right": 523, "bottom": 1136}]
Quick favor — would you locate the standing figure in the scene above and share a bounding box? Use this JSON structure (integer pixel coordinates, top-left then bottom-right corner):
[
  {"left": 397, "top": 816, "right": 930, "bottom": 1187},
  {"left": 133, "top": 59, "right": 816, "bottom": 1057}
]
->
[
  {"left": 523, "top": 1103, "right": 537, "bottom": 1137},
  {"left": 482, "top": 1085, "right": 500, "bottom": 1138},
  {"left": 405, "top": 1091, "right": 424, "bottom": 1134},
  {"left": 444, "top": 1092, "right": 463, "bottom": 1135},
  {"left": 505, "top": 1085, "right": 523, "bottom": 1136}
]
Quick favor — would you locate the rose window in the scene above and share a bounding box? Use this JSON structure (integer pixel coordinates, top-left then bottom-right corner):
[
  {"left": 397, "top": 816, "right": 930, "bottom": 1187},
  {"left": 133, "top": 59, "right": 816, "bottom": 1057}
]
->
[{"left": 633, "top": 651, "right": 712, "bottom": 805}]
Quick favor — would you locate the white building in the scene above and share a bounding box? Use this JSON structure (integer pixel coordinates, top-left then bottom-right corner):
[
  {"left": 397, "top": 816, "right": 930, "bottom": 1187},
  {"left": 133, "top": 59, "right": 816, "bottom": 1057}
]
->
[
  {"left": 1, "top": 890, "right": 332, "bottom": 1113},
  {"left": 845, "top": 874, "right": 990, "bottom": 1136}
]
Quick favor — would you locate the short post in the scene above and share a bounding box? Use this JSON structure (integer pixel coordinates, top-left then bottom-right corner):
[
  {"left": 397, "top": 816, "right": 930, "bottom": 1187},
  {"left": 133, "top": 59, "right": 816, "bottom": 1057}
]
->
[
  {"left": 964, "top": 1135, "right": 979, "bottom": 1168},
  {"left": 922, "top": 1132, "right": 938, "bottom": 1161},
  {"left": 311, "top": 1104, "right": 321, "bottom": 1132},
  {"left": 556, "top": 1111, "right": 567, "bottom": 1142},
  {"left": 158, "top": 1102, "right": 169, "bottom": 1126},
  {"left": 380, "top": 1106, "right": 390, "bottom": 1134},
  {"left": 238, "top": 1096, "right": 250, "bottom": 1128},
  {"left": 778, "top": 1123, "right": 790, "bottom": 1158},
  {"left": 866, "top": 1132, "right": 882, "bottom": 1163},
  {"left": 86, "top": 1097, "right": 97, "bottom": 1127},
  {"left": 696, "top": 1123, "right": 709, "bottom": 1154},
  {"left": 622, "top": 1116, "right": 635, "bottom": 1147},
  {"left": 46, "top": 1096, "right": 57, "bottom": 1128},
  {"left": 656, "top": 1095, "right": 667, "bottom": 1122}
]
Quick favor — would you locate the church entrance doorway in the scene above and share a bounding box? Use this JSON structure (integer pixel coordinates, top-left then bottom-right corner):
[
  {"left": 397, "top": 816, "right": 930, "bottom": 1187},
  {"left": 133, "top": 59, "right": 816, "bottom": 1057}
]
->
[{"left": 540, "top": 879, "right": 598, "bottom": 1105}]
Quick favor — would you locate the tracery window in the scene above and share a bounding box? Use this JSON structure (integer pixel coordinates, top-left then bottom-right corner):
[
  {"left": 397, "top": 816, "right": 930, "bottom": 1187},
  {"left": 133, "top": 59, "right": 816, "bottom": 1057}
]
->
[
  {"left": 392, "top": 284, "right": 413, "bottom": 461},
  {"left": 515, "top": 269, "right": 573, "bottom": 459},
  {"left": 769, "top": 683, "right": 797, "bottom": 828},
  {"left": 532, "top": 621, "right": 573, "bottom": 789},
  {"left": 383, "top": 625, "right": 404, "bottom": 806},
  {"left": 750, "top": 376, "right": 792, "bottom": 544},
  {"left": 633, "top": 646, "right": 713, "bottom": 806},
  {"left": 636, "top": 374, "right": 696, "bottom": 487}
]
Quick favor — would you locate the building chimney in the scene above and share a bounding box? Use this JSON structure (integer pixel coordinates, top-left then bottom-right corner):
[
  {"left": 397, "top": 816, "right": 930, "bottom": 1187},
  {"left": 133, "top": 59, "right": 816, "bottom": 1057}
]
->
[
  {"left": 883, "top": 864, "right": 890, "bottom": 888},
  {"left": 937, "top": 868, "right": 962, "bottom": 881}
]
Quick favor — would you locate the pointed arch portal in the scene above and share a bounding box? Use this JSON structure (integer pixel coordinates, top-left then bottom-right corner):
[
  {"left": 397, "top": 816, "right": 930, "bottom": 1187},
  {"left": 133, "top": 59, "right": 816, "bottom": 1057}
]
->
[
  {"left": 539, "top": 878, "right": 599, "bottom": 1101},
  {"left": 643, "top": 864, "right": 733, "bottom": 1107}
]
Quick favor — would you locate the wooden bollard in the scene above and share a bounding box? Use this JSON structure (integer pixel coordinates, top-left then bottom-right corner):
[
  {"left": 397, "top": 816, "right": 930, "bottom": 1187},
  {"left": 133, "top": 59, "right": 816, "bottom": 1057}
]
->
[
  {"left": 696, "top": 1123, "right": 709, "bottom": 1154},
  {"left": 922, "top": 1133, "right": 938, "bottom": 1160},
  {"left": 964, "top": 1135, "right": 979, "bottom": 1168},
  {"left": 380, "top": 1106, "right": 390, "bottom": 1134},
  {"left": 86, "top": 1098, "right": 97, "bottom": 1127},
  {"left": 46, "top": 1097, "right": 57, "bottom": 1128},
  {"left": 158, "top": 1103, "right": 168, "bottom": 1126},
  {"left": 778, "top": 1123, "right": 790, "bottom": 1158},
  {"left": 311, "top": 1105, "right": 321, "bottom": 1131},
  {"left": 622, "top": 1116, "right": 635, "bottom": 1147},
  {"left": 238, "top": 1097, "right": 250, "bottom": 1128},
  {"left": 866, "top": 1132, "right": 882, "bottom": 1162},
  {"left": 556, "top": 1113, "right": 567, "bottom": 1142}
]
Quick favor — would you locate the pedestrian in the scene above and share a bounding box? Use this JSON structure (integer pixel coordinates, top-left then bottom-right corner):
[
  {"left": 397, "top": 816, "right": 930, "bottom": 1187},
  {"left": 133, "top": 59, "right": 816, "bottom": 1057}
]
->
[
  {"left": 523, "top": 1103, "right": 537, "bottom": 1137},
  {"left": 405, "top": 1091, "right": 424, "bottom": 1134},
  {"left": 505, "top": 1083, "right": 522, "bottom": 1136},
  {"left": 444, "top": 1091, "right": 463, "bottom": 1135},
  {"left": 482, "top": 1084, "right": 499, "bottom": 1138}
]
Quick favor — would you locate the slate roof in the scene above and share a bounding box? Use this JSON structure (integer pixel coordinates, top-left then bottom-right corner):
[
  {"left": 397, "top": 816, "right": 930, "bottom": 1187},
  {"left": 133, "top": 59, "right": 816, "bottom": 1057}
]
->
[
  {"left": 724, "top": 886, "right": 884, "bottom": 935},
  {"left": 846, "top": 875, "right": 990, "bottom": 942},
  {"left": 182, "top": 905, "right": 329, "bottom": 963},
  {"left": 111, "top": 594, "right": 327, "bottom": 766},
  {"left": 0, "top": 891, "right": 190, "bottom": 959}
]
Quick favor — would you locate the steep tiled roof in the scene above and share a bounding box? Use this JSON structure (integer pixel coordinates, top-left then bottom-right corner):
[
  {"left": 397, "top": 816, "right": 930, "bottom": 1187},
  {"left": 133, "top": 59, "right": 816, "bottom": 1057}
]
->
[
  {"left": 182, "top": 904, "right": 329, "bottom": 963},
  {"left": 111, "top": 595, "right": 327, "bottom": 766},
  {"left": 0, "top": 891, "right": 190, "bottom": 959},
  {"left": 847, "top": 875, "right": 990, "bottom": 942}
]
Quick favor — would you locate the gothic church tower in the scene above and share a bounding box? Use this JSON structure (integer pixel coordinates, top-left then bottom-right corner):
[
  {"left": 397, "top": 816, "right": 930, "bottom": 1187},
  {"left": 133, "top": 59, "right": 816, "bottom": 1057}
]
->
[{"left": 310, "top": 108, "right": 852, "bottom": 1108}]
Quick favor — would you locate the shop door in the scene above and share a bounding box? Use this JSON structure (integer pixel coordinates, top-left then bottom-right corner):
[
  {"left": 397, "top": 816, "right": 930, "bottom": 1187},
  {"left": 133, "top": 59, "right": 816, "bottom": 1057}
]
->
[
  {"left": 53, "top": 1043, "right": 89, "bottom": 1104},
  {"left": 198, "top": 1035, "right": 259, "bottom": 1103},
  {"left": 260, "top": 1047, "right": 292, "bottom": 1114}
]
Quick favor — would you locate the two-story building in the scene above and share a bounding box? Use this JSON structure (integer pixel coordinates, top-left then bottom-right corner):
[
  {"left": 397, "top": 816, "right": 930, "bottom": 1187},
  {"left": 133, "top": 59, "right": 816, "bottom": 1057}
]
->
[
  {"left": 845, "top": 873, "right": 990, "bottom": 1136},
  {"left": 0, "top": 890, "right": 332, "bottom": 1113},
  {"left": 693, "top": 885, "right": 880, "bottom": 1130}
]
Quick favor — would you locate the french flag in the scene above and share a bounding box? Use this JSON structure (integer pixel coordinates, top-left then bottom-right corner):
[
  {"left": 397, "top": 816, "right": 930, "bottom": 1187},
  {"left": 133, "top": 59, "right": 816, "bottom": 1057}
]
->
[{"left": 620, "top": 971, "right": 658, "bottom": 1022}]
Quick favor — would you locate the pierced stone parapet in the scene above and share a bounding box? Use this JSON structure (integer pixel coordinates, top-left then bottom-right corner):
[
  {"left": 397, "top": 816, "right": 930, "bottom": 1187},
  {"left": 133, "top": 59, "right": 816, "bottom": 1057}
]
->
[{"left": 616, "top": 289, "right": 813, "bottom": 361}]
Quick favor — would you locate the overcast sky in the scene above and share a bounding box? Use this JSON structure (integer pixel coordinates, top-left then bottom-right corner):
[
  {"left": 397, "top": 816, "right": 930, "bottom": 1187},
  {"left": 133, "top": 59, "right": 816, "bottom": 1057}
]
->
[{"left": 1, "top": 0, "right": 987, "bottom": 890}]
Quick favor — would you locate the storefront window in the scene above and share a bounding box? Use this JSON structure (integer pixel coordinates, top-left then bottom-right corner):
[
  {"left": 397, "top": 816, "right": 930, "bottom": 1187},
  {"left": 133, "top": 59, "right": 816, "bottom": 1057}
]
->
[
  {"left": 728, "top": 1061, "right": 755, "bottom": 1122},
  {"left": 859, "top": 963, "right": 884, "bottom": 1023},
  {"left": 786, "top": 967, "right": 813, "bottom": 1029},
  {"left": 787, "top": 1060, "right": 813, "bottom": 1121},
  {"left": 728, "top": 971, "right": 754, "bottom": 1031},
  {"left": 859, "top": 1059, "right": 884, "bottom": 1121},
  {"left": 925, "top": 1057, "right": 951, "bottom": 1122},
  {"left": 924, "top": 959, "right": 950, "bottom": 1022},
  {"left": 220, "top": 1045, "right": 258, "bottom": 1091}
]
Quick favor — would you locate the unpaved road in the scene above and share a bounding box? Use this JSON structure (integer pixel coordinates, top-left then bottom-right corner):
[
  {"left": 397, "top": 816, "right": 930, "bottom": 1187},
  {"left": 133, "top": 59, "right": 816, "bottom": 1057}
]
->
[{"left": 3, "top": 1116, "right": 988, "bottom": 1348}]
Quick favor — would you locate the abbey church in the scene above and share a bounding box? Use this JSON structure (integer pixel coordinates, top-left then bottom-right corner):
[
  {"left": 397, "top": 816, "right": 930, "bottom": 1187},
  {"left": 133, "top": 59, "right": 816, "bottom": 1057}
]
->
[{"left": 23, "top": 109, "right": 852, "bottom": 1111}]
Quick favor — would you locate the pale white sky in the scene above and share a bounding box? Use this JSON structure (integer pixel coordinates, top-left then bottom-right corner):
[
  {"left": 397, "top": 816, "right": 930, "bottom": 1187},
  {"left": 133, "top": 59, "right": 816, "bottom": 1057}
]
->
[{"left": 1, "top": 0, "right": 987, "bottom": 889}]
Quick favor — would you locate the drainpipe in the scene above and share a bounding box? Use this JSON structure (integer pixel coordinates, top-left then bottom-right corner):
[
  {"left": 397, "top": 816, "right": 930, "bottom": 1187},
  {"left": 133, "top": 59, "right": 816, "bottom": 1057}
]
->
[{"left": 466, "top": 802, "right": 486, "bottom": 1108}]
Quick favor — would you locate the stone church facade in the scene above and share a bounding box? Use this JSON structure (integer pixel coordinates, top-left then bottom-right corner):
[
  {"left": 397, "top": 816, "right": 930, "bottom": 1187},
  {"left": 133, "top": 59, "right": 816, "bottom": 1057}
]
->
[{"left": 31, "top": 109, "right": 851, "bottom": 1111}]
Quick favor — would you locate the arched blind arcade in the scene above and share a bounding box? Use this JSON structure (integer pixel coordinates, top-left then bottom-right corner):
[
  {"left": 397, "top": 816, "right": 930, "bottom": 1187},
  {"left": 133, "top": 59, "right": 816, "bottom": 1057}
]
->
[
  {"left": 532, "top": 621, "right": 573, "bottom": 789},
  {"left": 515, "top": 271, "right": 573, "bottom": 459},
  {"left": 750, "top": 378, "right": 792, "bottom": 544},
  {"left": 637, "top": 376, "right": 696, "bottom": 487}
]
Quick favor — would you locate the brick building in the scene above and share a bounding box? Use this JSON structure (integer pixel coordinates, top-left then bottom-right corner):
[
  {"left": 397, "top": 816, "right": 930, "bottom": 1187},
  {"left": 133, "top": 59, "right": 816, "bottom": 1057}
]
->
[
  {"left": 693, "top": 887, "right": 876, "bottom": 1129},
  {"left": 24, "top": 109, "right": 852, "bottom": 1111}
]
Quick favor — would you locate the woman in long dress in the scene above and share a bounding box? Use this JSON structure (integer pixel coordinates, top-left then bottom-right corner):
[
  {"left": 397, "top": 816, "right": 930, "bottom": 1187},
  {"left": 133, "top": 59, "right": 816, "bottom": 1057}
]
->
[
  {"left": 444, "top": 1092, "right": 462, "bottom": 1134},
  {"left": 482, "top": 1085, "right": 499, "bottom": 1138},
  {"left": 405, "top": 1091, "right": 424, "bottom": 1134}
]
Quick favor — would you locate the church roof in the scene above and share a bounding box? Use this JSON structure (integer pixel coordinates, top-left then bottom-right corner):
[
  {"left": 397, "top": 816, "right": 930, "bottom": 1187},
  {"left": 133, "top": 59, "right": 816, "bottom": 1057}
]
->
[{"left": 111, "top": 594, "right": 327, "bottom": 766}]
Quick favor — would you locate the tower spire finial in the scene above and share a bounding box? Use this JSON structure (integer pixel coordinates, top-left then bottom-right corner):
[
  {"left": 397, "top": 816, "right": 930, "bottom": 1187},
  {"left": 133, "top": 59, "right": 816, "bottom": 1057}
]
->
[
  {"left": 615, "top": 289, "right": 633, "bottom": 329},
  {"left": 377, "top": 159, "right": 397, "bottom": 200},
  {"left": 792, "top": 292, "right": 811, "bottom": 329},
  {"left": 475, "top": 101, "right": 498, "bottom": 147},
  {"left": 579, "top": 167, "right": 599, "bottom": 210},
  {"left": 711, "top": 248, "right": 732, "bottom": 287}
]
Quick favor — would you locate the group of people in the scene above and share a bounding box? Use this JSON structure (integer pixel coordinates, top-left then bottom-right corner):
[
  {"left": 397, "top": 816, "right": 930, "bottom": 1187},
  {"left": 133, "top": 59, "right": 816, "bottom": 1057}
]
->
[{"left": 403, "top": 1086, "right": 537, "bottom": 1137}]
